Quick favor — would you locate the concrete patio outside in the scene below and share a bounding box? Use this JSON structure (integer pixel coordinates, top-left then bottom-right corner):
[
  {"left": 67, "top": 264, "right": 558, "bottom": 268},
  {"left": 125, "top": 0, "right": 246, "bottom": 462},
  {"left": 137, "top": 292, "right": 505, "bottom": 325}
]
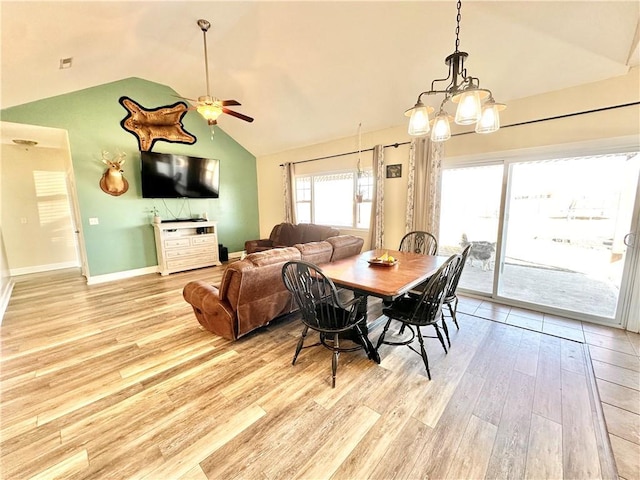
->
[{"left": 455, "top": 260, "right": 619, "bottom": 319}]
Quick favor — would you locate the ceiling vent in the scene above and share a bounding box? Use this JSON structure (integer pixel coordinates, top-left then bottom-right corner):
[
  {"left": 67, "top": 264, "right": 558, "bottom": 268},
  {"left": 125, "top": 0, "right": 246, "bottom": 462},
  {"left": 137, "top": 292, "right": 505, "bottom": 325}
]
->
[{"left": 59, "top": 57, "right": 73, "bottom": 69}]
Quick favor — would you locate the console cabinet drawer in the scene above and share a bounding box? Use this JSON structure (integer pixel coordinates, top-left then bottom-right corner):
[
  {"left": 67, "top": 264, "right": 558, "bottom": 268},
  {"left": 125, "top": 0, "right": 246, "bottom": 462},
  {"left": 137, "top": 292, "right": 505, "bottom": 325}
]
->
[
  {"left": 166, "top": 246, "right": 216, "bottom": 258},
  {"left": 192, "top": 235, "right": 217, "bottom": 245},
  {"left": 164, "top": 238, "right": 191, "bottom": 249}
]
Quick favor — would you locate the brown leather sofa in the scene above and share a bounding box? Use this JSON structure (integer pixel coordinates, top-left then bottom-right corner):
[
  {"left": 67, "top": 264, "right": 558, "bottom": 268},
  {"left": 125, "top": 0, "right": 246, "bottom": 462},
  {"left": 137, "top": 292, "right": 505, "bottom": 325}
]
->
[
  {"left": 244, "top": 222, "right": 340, "bottom": 254},
  {"left": 183, "top": 235, "right": 364, "bottom": 340}
]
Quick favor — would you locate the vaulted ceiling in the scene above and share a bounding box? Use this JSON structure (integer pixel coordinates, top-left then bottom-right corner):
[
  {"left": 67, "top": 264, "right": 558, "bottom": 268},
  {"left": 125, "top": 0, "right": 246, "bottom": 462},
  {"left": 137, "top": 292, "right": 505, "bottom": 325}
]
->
[{"left": 2, "top": 1, "right": 639, "bottom": 156}]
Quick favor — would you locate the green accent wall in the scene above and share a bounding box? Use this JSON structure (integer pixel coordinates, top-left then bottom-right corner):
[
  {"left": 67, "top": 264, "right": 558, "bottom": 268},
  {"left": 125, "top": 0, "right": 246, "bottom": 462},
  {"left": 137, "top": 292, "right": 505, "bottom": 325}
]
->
[{"left": 1, "top": 77, "right": 259, "bottom": 276}]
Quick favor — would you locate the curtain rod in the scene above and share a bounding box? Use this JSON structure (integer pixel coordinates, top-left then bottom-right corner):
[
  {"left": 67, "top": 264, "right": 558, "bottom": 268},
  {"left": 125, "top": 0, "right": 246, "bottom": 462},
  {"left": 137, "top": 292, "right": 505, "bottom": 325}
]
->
[
  {"left": 280, "top": 101, "right": 639, "bottom": 166},
  {"left": 280, "top": 142, "right": 408, "bottom": 167},
  {"left": 453, "top": 101, "right": 640, "bottom": 138}
]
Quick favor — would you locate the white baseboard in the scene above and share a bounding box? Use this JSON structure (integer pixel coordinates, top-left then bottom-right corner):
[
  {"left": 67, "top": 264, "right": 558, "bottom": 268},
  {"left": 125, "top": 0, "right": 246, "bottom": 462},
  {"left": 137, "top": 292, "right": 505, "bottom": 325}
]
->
[
  {"left": 0, "top": 279, "right": 15, "bottom": 325},
  {"left": 86, "top": 266, "right": 158, "bottom": 285},
  {"left": 228, "top": 250, "right": 244, "bottom": 260},
  {"left": 10, "top": 261, "right": 80, "bottom": 277}
]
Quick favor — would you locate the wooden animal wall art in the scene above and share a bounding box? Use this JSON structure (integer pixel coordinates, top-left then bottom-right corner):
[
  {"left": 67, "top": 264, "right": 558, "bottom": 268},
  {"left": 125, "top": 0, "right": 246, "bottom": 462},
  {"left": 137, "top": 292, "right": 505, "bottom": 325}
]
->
[
  {"left": 119, "top": 96, "right": 196, "bottom": 151},
  {"left": 99, "top": 151, "right": 129, "bottom": 196}
]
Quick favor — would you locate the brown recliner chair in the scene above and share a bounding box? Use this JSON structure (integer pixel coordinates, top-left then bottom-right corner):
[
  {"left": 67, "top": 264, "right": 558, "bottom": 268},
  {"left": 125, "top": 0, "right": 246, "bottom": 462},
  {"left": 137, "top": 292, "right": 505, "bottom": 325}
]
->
[{"left": 244, "top": 222, "right": 339, "bottom": 254}]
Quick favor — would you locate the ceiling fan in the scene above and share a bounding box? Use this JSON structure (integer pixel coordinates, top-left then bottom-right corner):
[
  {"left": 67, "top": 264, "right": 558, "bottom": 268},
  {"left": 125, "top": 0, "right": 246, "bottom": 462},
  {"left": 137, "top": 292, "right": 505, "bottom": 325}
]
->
[{"left": 181, "top": 19, "right": 254, "bottom": 128}]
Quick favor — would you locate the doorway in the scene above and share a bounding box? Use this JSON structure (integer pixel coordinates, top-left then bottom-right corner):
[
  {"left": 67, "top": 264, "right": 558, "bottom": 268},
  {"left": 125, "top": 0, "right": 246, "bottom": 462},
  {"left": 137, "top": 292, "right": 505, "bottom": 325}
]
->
[{"left": 0, "top": 122, "right": 87, "bottom": 278}]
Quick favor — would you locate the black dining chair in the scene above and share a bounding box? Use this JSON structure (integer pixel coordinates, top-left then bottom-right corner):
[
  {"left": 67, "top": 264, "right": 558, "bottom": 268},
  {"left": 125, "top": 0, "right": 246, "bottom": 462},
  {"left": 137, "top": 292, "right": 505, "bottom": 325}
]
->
[
  {"left": 442, "top": 244, "right": 472, "bottom": 330},
  {"left": 393, "top": 230, "right": 439, "bottom": 335},
  {"left": 399, "top": 231, "right": 438, "bottom": 255},
  {"left": 375, "top": 254, "right": 460, "bottom": 380},
  {"left": 281, "top": 260, "right": 372, "bottom": 388},
  {"left": 397, "top": 230, "right": 438, "bottom": 300}
]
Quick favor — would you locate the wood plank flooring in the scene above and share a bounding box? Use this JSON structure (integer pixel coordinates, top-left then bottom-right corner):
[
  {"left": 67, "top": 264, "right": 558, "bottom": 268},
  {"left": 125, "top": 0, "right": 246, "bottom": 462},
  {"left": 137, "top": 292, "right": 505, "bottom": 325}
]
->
[{"left": 0, "top": 265, "right": 625, "bottom": 479}]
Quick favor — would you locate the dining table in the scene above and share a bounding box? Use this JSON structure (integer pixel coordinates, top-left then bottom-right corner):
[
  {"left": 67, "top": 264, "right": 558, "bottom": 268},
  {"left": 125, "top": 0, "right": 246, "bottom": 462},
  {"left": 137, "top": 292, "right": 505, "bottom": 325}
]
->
[{"left": 320, "top": 248, "right": 448, "bottom": 363}]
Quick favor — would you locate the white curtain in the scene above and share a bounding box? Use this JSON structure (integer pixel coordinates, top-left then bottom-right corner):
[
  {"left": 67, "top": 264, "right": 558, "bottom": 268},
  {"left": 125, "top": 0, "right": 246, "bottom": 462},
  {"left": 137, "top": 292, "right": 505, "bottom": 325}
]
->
[
  {"left": 282, "top": 162, "right": 296, "bottom": 224},
  {"left": 369, "top": 145, "right": 385, "bottom": 249},
  {"left": 405, "top": 137, "right": 443, "bottom": 237}
]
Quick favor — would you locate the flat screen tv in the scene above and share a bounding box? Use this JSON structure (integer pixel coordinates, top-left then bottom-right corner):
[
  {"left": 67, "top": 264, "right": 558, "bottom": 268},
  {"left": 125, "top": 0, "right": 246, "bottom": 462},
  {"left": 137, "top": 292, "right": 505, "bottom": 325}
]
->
[{"left": 140, "top": 151, "right": 220, "bottom": 199}]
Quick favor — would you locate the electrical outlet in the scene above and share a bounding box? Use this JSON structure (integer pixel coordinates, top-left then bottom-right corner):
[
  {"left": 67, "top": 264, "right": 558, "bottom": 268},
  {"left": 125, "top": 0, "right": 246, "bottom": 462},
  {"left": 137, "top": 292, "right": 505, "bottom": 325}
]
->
[{"left": 89, "top": 217, "right": 99, "bottom": 225}]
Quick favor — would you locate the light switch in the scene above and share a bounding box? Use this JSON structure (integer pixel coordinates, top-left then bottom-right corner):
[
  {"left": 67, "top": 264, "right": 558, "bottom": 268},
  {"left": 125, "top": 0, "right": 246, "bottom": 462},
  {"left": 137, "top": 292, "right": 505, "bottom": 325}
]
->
[{"left": 89, "top": 217, "right": 99, "bottom": 225}]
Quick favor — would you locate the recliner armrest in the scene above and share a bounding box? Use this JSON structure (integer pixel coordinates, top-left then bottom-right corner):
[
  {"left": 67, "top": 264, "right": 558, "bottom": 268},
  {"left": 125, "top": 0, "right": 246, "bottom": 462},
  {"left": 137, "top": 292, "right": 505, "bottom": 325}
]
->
[
  {"left": 244, "top": 239, "right": 275, "bottom": 254},
  {"left": 183, "top": 280, "right": 237, "bottom": 340}
]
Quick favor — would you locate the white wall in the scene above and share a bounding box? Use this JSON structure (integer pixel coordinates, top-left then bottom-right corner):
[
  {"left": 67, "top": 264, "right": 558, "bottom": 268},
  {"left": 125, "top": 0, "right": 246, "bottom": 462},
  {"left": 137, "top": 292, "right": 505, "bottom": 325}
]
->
[{"left": 256, "top": 67, "right": 640, "bottom": 250}]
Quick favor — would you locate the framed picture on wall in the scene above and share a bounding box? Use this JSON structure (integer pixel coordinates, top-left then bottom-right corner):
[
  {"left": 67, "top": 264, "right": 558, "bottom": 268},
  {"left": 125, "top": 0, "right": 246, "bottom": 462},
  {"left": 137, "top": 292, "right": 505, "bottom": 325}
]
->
[{"left": 386, "top": 164, "right": 402, "bottom": 178}]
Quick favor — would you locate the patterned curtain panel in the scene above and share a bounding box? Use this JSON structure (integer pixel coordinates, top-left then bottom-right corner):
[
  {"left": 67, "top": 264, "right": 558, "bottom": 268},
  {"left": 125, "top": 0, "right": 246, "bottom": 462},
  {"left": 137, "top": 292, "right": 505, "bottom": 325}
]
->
[
  {"left": 282, "top": 162, "right": 296, "bottom": 224},
  {"left": 405, "top": 137, "right": 444, "bottom": 238},
  {"left": 368, "top": 145, "right": 385, "bottom": 249}
]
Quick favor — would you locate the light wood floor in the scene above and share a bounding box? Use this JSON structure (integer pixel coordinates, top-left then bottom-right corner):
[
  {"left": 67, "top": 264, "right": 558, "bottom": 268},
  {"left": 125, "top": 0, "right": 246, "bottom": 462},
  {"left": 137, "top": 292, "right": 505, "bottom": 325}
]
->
[{"left": 0, "top": 265, "right": 636, "bottom": 479}]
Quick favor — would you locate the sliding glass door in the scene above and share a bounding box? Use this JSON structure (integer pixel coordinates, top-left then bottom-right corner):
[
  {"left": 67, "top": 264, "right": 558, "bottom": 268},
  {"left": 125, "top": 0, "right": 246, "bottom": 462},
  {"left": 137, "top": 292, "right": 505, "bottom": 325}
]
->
[
  {"left": 440, "top": 151, "right": 640, "bottom": 324},
  {"left": 440, "top": 165, "right": 503, "bottom": 294},
  {"left": 499, "top": 153, "right": 640, "bottom": 320}
]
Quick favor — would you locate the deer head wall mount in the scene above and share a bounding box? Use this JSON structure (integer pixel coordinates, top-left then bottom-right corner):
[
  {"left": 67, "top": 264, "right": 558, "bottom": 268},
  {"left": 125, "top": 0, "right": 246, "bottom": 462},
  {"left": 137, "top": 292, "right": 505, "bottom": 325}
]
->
[{"left": 99, "top": 150, "right": 129, "bottom": 196}]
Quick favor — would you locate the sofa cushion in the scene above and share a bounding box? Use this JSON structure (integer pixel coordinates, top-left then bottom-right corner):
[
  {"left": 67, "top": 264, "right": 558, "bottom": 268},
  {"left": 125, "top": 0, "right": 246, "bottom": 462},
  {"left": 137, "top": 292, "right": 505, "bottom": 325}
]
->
[
  {"left": 283, "top": 223, "right": 305, "bottom": 246},
  {"left": 247, "top": 246, "right": 301, "bottom": 267},
  {"left": 235, "top": 247, "right": 301, "bottom": 336},
  {"left": 268, "top": 223, "right": 284, "bottom": 242},
  {"left": 327, "top": 235, "right": 365, "bottom": 261},
  {"left": 219, "top": 247, "right": 300, "bottom": 315},
  {"left": 299, "top": 223, "right": 340, "bottom": 243},
  {"left": 295, "top": 241, "right": 333, "bottom": 265}
]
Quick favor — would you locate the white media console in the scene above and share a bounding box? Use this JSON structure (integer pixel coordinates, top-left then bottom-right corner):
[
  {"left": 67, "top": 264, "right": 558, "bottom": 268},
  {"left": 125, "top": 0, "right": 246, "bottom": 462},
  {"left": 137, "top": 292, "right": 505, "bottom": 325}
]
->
[{"left": 152, "top": 221, "right": 221, "bottom": 275}]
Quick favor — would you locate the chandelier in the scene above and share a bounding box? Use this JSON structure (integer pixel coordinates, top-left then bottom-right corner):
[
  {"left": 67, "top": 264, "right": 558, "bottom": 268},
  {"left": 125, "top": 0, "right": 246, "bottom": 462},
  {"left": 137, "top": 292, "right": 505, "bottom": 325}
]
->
[{"left": 405, "top": 0, "right": 505, "bottom": 142}]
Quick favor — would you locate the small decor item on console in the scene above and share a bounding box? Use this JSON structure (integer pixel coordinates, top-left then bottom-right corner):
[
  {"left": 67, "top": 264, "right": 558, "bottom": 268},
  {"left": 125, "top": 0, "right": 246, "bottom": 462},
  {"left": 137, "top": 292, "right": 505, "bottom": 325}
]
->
[
  {"left": 99, "top": 150, "right": 129, "bottom": 196},
  {"left": 118, "top": 96, "right": 196, "bottom": 151}
]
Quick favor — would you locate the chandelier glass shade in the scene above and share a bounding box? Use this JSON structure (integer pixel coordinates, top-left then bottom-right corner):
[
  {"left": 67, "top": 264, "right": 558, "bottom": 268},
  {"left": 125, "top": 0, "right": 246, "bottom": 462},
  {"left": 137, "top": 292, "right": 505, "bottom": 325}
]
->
[
  {"left": 475, "top": 98, "right": 506, "bottom": 133},
  {"left": 431, "top": 113, "right": 453, "bottom": 142},
  {"left": 406, "top": 0, "right": 505, "bottom": 142},
  {"left": 405, "top": 101, "right": 434, "bottom": 136}
]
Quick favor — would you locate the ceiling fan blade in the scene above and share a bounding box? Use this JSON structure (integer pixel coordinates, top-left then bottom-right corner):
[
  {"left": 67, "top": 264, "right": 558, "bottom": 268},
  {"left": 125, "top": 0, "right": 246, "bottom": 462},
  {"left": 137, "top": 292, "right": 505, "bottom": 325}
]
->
[
  {"left": 172, "top": 94, "right": 198, "bottom": 102},
  {"left": 222, "top": 108, "right": 254, "bottom": 123},
  {"left": 221, "top": 100, "right": 241, "bottom": 106}
]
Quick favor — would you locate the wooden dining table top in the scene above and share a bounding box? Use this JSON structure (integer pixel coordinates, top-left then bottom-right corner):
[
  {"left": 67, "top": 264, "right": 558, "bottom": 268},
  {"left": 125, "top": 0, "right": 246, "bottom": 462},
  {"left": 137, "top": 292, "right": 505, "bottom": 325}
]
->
[{"left": 320, "top": 249, "right": 447, "bottom": 301}]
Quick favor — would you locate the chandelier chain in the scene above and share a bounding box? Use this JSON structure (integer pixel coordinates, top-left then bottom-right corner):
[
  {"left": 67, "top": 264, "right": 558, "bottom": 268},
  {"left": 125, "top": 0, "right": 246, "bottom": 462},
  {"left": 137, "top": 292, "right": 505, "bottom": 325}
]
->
[{"left": 455, "top": 0, "right": 462, "bottom": 52}]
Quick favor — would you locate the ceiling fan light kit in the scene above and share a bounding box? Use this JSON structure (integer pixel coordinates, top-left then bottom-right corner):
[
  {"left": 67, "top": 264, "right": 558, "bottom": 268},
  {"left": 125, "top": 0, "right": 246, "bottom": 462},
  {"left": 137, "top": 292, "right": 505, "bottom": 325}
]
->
[
  {"left": 406, "top": 0, "right": 505, "bottom": 142},
  {"left": 196, "top": 95, "right": 223, "bottom": 124}
]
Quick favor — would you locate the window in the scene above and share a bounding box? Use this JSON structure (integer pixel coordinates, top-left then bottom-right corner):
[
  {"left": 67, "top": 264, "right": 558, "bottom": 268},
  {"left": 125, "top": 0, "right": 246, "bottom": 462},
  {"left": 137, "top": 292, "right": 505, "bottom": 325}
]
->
[{"left": 295, "top": 170, "right": 372, "bottom": 228}]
